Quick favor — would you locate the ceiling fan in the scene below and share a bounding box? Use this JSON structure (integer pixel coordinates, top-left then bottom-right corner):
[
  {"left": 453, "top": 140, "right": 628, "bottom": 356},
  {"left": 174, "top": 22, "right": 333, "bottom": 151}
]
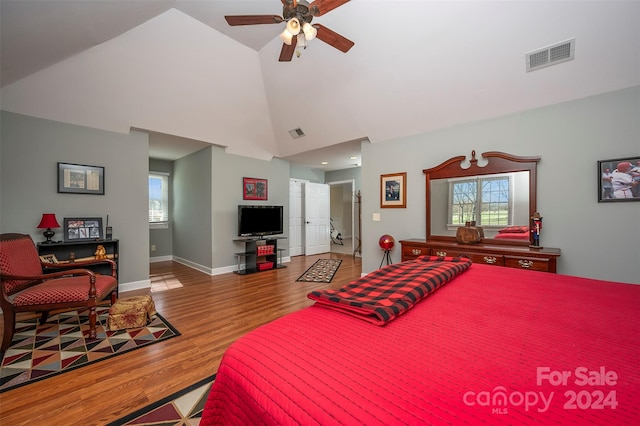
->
[{"left": 225, "top": 0, "right": 354, "bottom": 61}]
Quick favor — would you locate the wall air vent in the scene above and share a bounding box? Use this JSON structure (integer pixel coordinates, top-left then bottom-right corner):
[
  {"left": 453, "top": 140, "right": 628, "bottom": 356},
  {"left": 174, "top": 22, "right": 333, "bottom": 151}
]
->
[
  {"left": 526, "top": 38, "right": 575, "bottom": 72},
  {"left": 288, "top": 128, "right": 305, "bottom": 139}
]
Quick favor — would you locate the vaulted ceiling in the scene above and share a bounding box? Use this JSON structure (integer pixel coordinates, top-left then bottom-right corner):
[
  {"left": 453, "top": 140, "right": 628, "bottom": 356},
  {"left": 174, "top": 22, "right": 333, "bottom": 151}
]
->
[{"left": 1, "top": 1, "right": 638, "bottom": 170}]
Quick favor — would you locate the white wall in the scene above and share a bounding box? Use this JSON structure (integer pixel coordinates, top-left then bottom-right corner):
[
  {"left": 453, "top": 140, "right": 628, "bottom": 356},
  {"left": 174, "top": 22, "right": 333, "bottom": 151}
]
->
[
  {"left": 361, "top": 87, "right": 640, "bottom": 284},
  {"left": 0, "top": 9, "right": 276, "bottom": 160}
]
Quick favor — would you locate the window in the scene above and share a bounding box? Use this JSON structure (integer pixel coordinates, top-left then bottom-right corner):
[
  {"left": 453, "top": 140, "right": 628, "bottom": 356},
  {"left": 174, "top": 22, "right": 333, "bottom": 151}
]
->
[
  {"left": 448, "top": 174, "right": 513, "bottom": 227},
  {"left": 149, "top": 172, "right": 169, "bottom": 225}
]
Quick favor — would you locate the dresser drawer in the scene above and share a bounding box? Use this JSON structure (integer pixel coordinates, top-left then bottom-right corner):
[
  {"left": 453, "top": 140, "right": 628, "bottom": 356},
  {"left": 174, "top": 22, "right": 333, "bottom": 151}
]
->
[
  {"left": 431, "top": 248, "right": 505, "bottom": 266},
  {"left": 402, "top": 244, "right": 428, "bottom": 261},
  {"left": 504, "top": 256, "right": 552, "bottom": 272},
  {"left": 400, "top": 239, "right": 560, "bottom": 273}
]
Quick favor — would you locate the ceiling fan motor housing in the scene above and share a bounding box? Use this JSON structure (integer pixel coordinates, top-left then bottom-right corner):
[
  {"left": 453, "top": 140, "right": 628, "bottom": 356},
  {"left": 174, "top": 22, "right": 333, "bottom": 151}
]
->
[{"left": 283, "top": 0, "right": 314, "bottom": 24}]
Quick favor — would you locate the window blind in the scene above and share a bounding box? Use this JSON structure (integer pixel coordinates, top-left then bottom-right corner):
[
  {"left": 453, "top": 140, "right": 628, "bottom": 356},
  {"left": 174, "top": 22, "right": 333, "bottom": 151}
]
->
[{"left": 149, "top": 172, "right": 169, "bottom": 223}]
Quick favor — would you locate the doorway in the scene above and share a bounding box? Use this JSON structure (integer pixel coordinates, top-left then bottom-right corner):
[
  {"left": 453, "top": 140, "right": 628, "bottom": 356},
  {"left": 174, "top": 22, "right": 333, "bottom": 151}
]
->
[
  {"left": 289, "top": 179, "right": 331, "bottom": 256},
  {"left": 328, "top": 179, "right": 355, "bottom": 255}
]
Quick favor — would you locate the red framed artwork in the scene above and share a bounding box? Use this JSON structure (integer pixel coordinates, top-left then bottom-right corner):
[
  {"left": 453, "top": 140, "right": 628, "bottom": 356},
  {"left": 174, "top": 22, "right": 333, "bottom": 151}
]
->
[{"left": 243, "top": 177, "right": 268, "bottom": 200}]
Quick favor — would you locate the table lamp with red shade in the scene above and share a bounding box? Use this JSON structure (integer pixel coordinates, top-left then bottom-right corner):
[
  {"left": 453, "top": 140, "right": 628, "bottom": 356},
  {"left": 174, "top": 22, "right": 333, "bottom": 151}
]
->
[{"left": 37, "top": 213, "right": 61, "bottom": 243}]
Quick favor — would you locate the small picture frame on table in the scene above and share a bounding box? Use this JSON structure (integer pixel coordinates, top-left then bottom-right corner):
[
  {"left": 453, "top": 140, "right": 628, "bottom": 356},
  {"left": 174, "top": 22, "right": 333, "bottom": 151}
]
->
[
  {"left": 597, "top": 156, "right": 640, "bottom": 202},
  {"left": 39, "top": 254, "right": 59, "bottom": 264},
  {"left": 63, "top": 217, "right": 103, "bottom": 242}
]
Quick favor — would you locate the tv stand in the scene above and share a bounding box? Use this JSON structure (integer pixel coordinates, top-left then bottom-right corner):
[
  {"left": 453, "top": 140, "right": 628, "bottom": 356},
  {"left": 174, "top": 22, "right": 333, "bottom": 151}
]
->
[{"left": 234, "top": 236, "right": 287, "bottom": 275}]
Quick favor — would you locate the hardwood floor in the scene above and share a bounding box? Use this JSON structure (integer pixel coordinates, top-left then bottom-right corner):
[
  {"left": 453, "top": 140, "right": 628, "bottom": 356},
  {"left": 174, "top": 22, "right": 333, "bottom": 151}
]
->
[{"left": 0, "top": 253, "right": 361, "bottom": 425}]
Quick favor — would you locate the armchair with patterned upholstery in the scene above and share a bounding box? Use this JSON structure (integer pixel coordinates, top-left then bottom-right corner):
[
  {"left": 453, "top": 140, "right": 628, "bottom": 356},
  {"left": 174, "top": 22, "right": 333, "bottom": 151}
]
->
[{"left": 0, "top": 233, "right": 118, "bottom": 353}]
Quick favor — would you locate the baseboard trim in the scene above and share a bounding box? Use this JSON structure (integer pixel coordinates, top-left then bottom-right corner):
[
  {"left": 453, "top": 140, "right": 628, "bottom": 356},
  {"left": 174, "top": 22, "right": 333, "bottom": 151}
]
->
[
  {"left": 150, "top": 255, "right": 173, "bottom": 263},
  {"left": 153, "top": 256, "right": 291, "bottom": 276},
  {"left": 172, "top": 256, "right": 213, "bottom": 275},
  {"left": 119, "top": 279, "right": 151, "bottom": 292},
  {"left": 173, "top": 256, "right": 291, "bottom": 276}
]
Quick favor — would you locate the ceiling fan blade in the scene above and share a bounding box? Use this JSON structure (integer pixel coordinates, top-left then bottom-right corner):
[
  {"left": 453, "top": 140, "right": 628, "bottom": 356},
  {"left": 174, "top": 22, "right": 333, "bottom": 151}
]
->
[
  {"left": 309, "top": 0, "right": 350, "bottom": 16},
  {"left": 225, "top": 15, "right": 283, "bottom": 26},
  {"left": 279, "top": 37, "right": 298, "bottom": 62},
  {"left": 313, "top": 24, "right": 354, "bottom": 53},
  {"left": 281, "top": 0, "right": 298, "bottom": 6}
]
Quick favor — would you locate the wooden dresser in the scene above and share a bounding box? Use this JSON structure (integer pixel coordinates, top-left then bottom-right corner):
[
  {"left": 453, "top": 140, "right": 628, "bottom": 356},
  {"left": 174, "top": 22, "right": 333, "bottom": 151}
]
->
[{"left": 401, "top": 239, "right": 561, "bottom": 273}]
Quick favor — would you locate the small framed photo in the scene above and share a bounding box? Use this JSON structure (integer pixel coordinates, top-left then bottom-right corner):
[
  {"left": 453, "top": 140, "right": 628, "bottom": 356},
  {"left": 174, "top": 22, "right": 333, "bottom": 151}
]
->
[
  {"left": 58, "top": 162, "right": 104, "bottom": 195},
  {"left": 381, "top": 172, "right": 407, "bottom": 208},
  {"left": 598, "top": 156, "right": 640, "bottom": 202},
  {"left": 243, "top": 177, "right": 268, "bottom": 200},
  {"left": 39, "top": 254, "right": 59, "bottom": 264},
  {"left": 63, "top": 217, "right": 103, "bottom": 242}
]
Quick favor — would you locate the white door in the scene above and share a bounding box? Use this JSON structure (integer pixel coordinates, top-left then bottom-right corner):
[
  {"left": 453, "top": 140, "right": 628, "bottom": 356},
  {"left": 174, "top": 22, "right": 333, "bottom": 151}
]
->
[
  {"left": 289, "top": 179, "right": 305, "bottom": 256},
  {"left": 304, "top": 182, "right": 330, "bottom": 255}
]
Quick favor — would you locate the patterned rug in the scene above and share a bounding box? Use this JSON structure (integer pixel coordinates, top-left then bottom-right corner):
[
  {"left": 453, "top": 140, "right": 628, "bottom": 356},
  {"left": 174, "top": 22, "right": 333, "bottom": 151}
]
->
[
  {"left": 296, "top": 259, "right": 343, "bottom": 283},
  {"left": 0, "top": 306, "right": 180, "bottom": 393},
  {"left": 107, "top": 374, "right": 216, "bottom": 425}
]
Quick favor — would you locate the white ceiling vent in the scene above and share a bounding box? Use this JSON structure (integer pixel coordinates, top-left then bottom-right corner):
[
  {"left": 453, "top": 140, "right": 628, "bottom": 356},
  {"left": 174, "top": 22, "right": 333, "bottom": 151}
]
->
[
  {"left": 526, "top": 38, "right": 575, "bottom": 72},
  {"left": 288, "top": 128, "right": 305, "bottom": 139}
]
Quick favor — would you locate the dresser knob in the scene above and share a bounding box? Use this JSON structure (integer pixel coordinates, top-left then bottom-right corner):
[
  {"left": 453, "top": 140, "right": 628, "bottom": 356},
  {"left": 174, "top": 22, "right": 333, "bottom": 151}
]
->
[
  {"left": 483, "top": 256, "right": 497, "bottom": 264},
  {"left": 411, "top": 248, "right": 422, "bottom": 255},
  {"left": 518, "top": 260, "right": 534, "bottom": 269},
  {"left": 436, "top": 251, "right": 447, "bottom": 257}
]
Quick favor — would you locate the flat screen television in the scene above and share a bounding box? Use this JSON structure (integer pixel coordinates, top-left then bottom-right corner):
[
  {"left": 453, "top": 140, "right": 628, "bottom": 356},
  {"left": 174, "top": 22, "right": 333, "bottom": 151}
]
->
[{"left": 238, "top": 205, "right": 284, "bottom": 237}]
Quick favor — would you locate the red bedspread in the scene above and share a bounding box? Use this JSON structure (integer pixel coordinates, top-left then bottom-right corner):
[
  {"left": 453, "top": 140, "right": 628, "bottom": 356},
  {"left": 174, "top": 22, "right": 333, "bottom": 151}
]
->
[{"left": 201, "top": 263, "right": 640, "bottom": 425}]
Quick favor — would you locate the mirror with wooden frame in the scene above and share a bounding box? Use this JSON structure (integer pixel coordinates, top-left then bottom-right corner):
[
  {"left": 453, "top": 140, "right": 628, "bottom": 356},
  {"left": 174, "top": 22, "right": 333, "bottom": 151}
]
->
[{"left": 424, "top": 150, "right": 540, "bottom": 246}]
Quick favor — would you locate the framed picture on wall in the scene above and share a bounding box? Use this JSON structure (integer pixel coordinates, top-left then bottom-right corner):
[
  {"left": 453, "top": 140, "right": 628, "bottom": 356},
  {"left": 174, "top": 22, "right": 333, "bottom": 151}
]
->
[
  {"left": 380, "top": 172, "right": 407, "bottom": 208},
  {"left": 597, "top": 156, "right": 640, "bottom": 202},
  {"left": 58, "top": 162, "right": 105, "bottom": 195},
  {"left": 243, "top": 177, "right": 268, "bottom": 200}
]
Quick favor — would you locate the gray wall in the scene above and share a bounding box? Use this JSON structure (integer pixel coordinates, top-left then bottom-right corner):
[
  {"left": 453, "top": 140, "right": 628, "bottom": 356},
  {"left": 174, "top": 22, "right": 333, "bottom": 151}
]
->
[
  {"left": 212, "top": 148, "right": 291, "bottom": 270},
  {"left": 290, "top": 163, "right": 324, "bottom": 183},
  {"left": 0, "top": 111, "right": 150, "bottom": 288},
  {"left": 0, "top": 111, "right": 291, "bottom": 286},
  {"left": 149, "top": 158, "right": 173, "bottom": 258},
  {"left": 150, "top": 146, "right": 291, "bottom": 273},
  {"left": 3, "top": 87, "right": 638, "bottom": 286},
  {"left": 172, "top": 146, "right": 213, "bottom": 270},
  {"left": 326, "top": 167, "right": 362, "bottom": 190},
  {"left": 361, "top": 86, "right": 640, "bottom": 284}
]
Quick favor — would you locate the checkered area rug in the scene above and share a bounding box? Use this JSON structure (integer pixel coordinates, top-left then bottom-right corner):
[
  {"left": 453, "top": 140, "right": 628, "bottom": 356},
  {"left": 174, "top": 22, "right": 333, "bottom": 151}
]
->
[
  {"left": 107, "top": 374, "right": 216, "bottom": 425},
  {"left": 0, "top": 306, "right": 179, "bottom": 393},
  {"left": 296, "top": 259, "right": 343, "bottom": 283}
]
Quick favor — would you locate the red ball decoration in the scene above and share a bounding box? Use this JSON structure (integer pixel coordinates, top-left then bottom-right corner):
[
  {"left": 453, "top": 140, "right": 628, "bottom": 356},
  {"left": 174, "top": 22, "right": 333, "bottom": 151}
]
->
[{"left": 379, "top": 234, "right": 395, "bottom": 250}]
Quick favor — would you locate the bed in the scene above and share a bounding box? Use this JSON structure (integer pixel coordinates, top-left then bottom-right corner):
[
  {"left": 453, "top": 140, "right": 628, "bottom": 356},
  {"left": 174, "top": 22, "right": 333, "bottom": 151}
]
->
[{"left": 201, "top": 256, "right": 640, "bottom": 425}]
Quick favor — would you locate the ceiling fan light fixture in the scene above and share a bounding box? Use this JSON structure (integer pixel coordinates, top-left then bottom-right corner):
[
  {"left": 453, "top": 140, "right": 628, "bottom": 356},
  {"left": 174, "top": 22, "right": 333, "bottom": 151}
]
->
[
  {"left": 286, "top": 17, "right": 301, "bottom": 35},
  {"left": 280, "top": 29, "right": 294, "bottom": 45},
  {"left": 297, "top": 33, "right": 307, "bottom": 48},
  {"left": 302, "top": 22, "right": 317, "bottom": 41}
]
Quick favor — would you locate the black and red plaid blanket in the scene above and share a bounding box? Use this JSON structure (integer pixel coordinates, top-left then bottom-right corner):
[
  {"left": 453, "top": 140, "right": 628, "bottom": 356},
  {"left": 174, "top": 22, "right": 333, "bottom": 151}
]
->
[{"left": 307, "top": 256, "right": 472, "bottom": 325}]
